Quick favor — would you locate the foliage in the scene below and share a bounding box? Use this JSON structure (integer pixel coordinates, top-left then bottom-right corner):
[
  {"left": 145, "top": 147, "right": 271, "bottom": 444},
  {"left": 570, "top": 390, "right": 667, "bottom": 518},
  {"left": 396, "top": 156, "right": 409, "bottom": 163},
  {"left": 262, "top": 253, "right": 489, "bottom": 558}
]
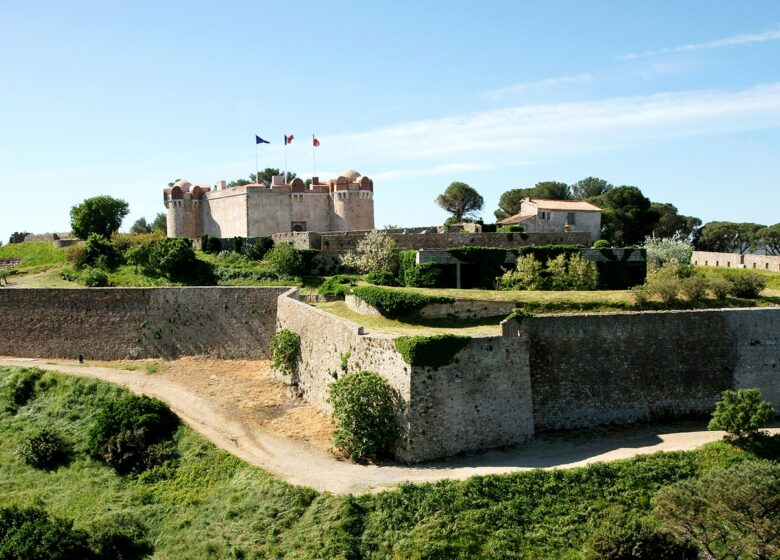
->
[
  {"left": 318, "top": 275, "right": 360, "bottom": 298},
  {"left": 696, "top": 221, "right": 766, "bottom": 254},
  {"left": 229, "top": 168, "right": 296, "bottom": 188},
  {"left": 70, "top": 195, "right": 130, "bottom": 240},
  {"left": 566, "top": 253, "right": 600, "bottom": 290},
  {"left": 79, "top": 233, "right": 123, "bottom": 269},
  {"left": 707, "top": 388, "right": 776, "bottom": 439},
  {"left": 264, "top": 243, "right": 305, "bottom": 277},
  {"left": 435, "top": 182, "right": 484, "bottom": 222},
  {"left": 649, "top": 202, "right": 701, "bottom": 241},
  {"left": 0, "top": 240, "right": 67, "bottom": 268},
  {"left": 87, "top": 394, "right": 179, "bottom": 474},
  {"left": 584, "top": 509, "right": 693, "bottom": 560},
  {"left": 150, "top": 212, "right": 166, "bottom": 233},
  {"left": 504, "top": 308, "right": 535, "bottom": 322},
  {"left": 398, "top": 250, "right": 441, "bottom": 288},
  {"left": 643, "top": 237, "right": 693, "bottom": 269},
  {"left": 298, "top": 249, "right": 320, "bottom": 276},
  {"left": 633, "top": 260, "right": 685, "bottom": 306},
  {"left": 592, "top": 239, "right": 611, "bottom": 248},
  {"left": 230, "top": 236, "right": 244, "bottom": 254},
  {"left": 200, "top": 235, "right": 224, "bottom": 254},
  {"left": 654, "top": 460, "right": 780, "bottom": 560},
  {"left": 679, "top": 274, "right": 709, "bottom": 303},
  {"left": 572, "top": 176, "right": 613, "bottom": 201},
  {"left": 447, "top": 246, "right": 509, "bottom": 288},
  {"left": 270, "top": 329, "right": 301, "bottom": 378},
  {"left": 328, "top": 371, "right": 400, "bottom": 461},
  {"left": 0, "top": 505, "right": 94, "bottom": 560},
  {"left": 245, "top": 236, "right": 274, "bottom": 260},
  {"left": 501, "top": 251, "right": 598, "bottom": 291},
  {"left": 8, "top": 231, "right": 30, "bottom": 244},
  {"left": 129, "top": 217, "right": 151, "bottom": 234},
  {"left": 394, "top": 334, "right": 470, "bottom": 368},
  {"left": 340, "top": 230, "right": 399, "bottom": 274},
  {"left": 497, "top": 224, "right": 524, "bottom": 233},
  {"left": 0, "top": 268, "right": 10, "bottom": 286},
  {"left": 494, "top": 181, "right": 572, "bottom": 220},
  {"left": 3, "top": 367, "right": 44, "bottom": 412},
  {"left": 593, "top": 186, "right": 660, "bottom": 246},
  {"left": 352, "top": 286, "right": 453, "bottom": 317},
  {"left": 17, "top": 428, "right": 70, "bottom": 470},
  {"left": 726, "top": 271, "right": 767, "bottom": 298},
  {"left": 365, "top": 269, "right": 399, "bottom": 286},
  {"left": 708, "top": 275, "right": 733, "bottom": 299},
  {"left": 127, "top": 238, "right": 198, "bottom": 279},
  {"left": 86, "top": 513, "right": 153, "bottom": 560},
  {"left": 516, "top": 244, "right": 583, "bottom": 263},
  {"left": 755, "top": 223, "right": 780, "bottom": 255},
  {"left": 110, "top": 231, "right": 165, "bottom": 254},
  {"left": 500, "top": 254, "right": 545, "bottom": 290}
]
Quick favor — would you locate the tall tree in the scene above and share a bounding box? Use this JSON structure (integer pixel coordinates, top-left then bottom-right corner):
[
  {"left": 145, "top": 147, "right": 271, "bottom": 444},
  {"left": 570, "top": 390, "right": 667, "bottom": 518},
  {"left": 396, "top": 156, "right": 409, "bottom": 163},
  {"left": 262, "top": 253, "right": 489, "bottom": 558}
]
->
[
  {"left": 755, "top": 223, "right": 780, "bottom": 255},
  {"left": 696, "top": 221, "right": 765, "bottom": 254},
  {"left": 130, "top": 217, "right": 151, "bottom": 234},
  {"left": 592, "top": 186, "right": 659, "bottom": 246},
  {"left": 571, "top": 177, "right": 612, "bottom": 200},
  {"left": 69, "top": 196, "right": 130, "bottom": 240},
  {"left": 436, "top": 182, "right": 483, "bottom": 223},
  {"left": 151, "top": 213, "right": 167, "bottom": 233},
  {"left": 229, "top": 168, "right": 297, "bottom": 188},
  {"left": 650, "top": 202, "right": 702, "bottom": 241},
  {"left": 494, "top": 181, "right": 571, "bottom": 220}
]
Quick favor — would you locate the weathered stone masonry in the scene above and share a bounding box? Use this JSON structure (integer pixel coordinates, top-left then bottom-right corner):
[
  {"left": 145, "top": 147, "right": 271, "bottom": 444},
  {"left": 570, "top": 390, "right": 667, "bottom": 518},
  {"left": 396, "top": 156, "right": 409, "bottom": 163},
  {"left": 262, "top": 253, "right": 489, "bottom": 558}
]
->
[{"left": 0, "top": 287, "right": 287, "bottom": 360}]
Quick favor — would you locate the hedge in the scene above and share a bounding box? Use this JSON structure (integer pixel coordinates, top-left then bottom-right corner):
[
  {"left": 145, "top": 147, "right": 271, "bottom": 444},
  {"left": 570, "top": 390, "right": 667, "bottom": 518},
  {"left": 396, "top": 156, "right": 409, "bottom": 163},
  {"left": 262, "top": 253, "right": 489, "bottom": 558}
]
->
[
  {"left": 398, "top": 250, "right": 441, "bottom": 288},
  {"left": 351, "top": 286, "right": 453, "bottom": 317},
  {"left": 394, "top": 334, "right": 471, "bottom": 368},
  {"left": 515, "top": 244, "right": 584, "bottom": 264},
  {"left": 446, "top": 246, "right": 510, "bottom": 289}
]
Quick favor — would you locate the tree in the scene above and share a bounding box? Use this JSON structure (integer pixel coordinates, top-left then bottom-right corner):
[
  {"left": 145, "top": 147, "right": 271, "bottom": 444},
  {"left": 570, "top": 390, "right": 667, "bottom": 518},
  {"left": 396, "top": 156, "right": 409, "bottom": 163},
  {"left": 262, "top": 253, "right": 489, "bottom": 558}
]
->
[
  {"left": 593, "top": 186, "right": 660, "bottom": 246},
  {"left": 436, "top": 182, "right": 483, "bottom": 222},
  {"left": 228, "top": 168, "right": 297, "bottom": 188},
  {"left": 707, "top": 388, "right": 775, "bottom": 439},
  {"left": 151, "top": 213, "right": 167, "bottom": 233},
  {"left": 340, "top": 230, "right": 399, "bottom": 274},
  {"left": 70, "top": 196, "right": 129, "bottom": 240},
  {"left": 696, "top": 222, "right": 766, "bottom": 254},
  {"left": 571, "top": 177, "right": 613, "bottom": 200},
  {"left": 129, "top": 217, "right": 151, "bottom": 234},
  {"left": 654, "top": 461, "right": 780, "bottom": 560},
  {"left": 494, "top": 181, "right": 571, "bottom": 220},
  {"left": 755, "top": 223, "right": 780, "bottom": 255},
  {"left": 650, "top": 203, "right": 702, "bottom": 241}
]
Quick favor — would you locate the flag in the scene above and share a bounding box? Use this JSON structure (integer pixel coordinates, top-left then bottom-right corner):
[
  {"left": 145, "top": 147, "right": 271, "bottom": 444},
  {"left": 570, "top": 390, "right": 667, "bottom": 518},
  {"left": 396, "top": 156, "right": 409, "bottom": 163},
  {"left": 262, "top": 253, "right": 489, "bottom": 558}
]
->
[
  {"left": 284, "top": 134, "right": 295, "bottom": 145},
  {"left": 255, "top": 135, "right": 270, "bottom": 144},
  {"left": 312, "top": 135, "right": 320, "bottom": 147}
]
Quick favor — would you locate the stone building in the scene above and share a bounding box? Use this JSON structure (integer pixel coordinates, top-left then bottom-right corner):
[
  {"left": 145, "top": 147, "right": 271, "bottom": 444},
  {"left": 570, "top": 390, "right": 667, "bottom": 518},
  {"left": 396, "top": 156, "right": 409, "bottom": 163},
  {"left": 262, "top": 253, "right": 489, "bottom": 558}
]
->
[
  {"left": 498, "top": 198, "right": 602, "bottom": 242},
  {"left": 163, "top": 169, "right": 374, "bottom": 238}
]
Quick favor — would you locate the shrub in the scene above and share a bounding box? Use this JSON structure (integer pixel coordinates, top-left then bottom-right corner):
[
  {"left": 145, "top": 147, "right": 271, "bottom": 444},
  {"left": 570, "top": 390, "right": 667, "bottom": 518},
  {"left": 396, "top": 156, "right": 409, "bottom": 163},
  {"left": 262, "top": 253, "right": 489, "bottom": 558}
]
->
[
  {"left": 515, "top": 244, "right": 583, "bottom": 264},
  {"left": 87, "top": 394, "right": 179, "bottom": 474},
  {"left": 707, "top": 388, "right": 775, "bottom": 439},
  {"left": 298, "top": 248, "right": 320, "bottom": 275},
  {"left": 206, "top": 236, "right": 224, "bottom": 254},
  {"left": 17, "top": 428, "right": 70, "bottom": 470},
  {"left": 111, "top": 231, "right": 165, "bottom": 254},
  {"left": 264, "top": 243, "right": 304, "bottom": 277},
  {"left": 270, "top": 329, "right": 300, "bottom": 378},
  {"left": 0, "top": 505, "right": 94, "bottom": 560},
  {"left": 79, "top": 268, "right": 110, "bottom": 287},
  {"left": 398, "top": 251, "right": 441, "bottom": 288},
  {"left": 679, "top": 274, "right": 709, "bottom": 303},
  {"left": 351, "top": 286, "right": 453, "bottom": 317},
  {"left": 4, "top": 367, "right": 44, "bottom": 412},
  {"left": 86, "top": 513, "right": 153, "bottom": 560},
  {"left": 65, "top": 243, "right": 88, "bottom": 268},
  {"left": 328, "top": 371, "right": 400, "bottom": 461},
  {"left": 567, "top": 253, "right": 599, "bottom": 290},
  {"left": 545, "top": 254, "right": 570, "bottom": 290},
  {"left": 394, "top": 334, "right": 470, "bottom": 368},
  {"left": 83, "top": 233, "right": 123, "bottom": 269},
  {"left": 709, "top": 275, "right": 733, "bottom": 299},
  {"left": 642, "top": 260, "right": 683, "bottom": 304},
  {"left": 500, "top": 254, "right": 544, "bottom": 290},
  {"left": 365, "top": 270, "right": 399, "bottom": 286},
  {"left": 643, "top": 237, "right": 693, "bottom": 269},
  {"left": 339, "top": 230, "right": 399, "bottom": 274},
  {"left": 152, "top": 238, "right": 197, "bottom": 277},
  {"left": 592, "top": 239, "right": 611, "bottom": 249},
  {"left": 70, "top": 195, "right": 129, "bottom": 239},
  {"left": 318, "top": 275, "right": 360, "bottom": 298},
  {"left": 245, "top": 237, "right": 273, "bottom": 260},
  {"left": 231, "top": 236, "right": 244, "bottom": 254},
  {"left": 584, "top": 510, "right": 693, "bottom": 560},
  {"left": 727, "top": 271, "right": 767, "bottom": 298}
]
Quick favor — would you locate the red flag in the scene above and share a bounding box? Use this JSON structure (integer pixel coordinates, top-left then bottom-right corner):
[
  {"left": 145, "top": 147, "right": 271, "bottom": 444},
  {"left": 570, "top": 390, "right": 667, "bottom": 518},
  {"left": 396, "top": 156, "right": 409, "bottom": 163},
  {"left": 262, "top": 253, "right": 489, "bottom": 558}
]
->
[
  {"left": 313, "top": 135, "right": 320, "bottom": 147},
  {"left": 285, "top": 134, "right": 295, "bottom": 145}
]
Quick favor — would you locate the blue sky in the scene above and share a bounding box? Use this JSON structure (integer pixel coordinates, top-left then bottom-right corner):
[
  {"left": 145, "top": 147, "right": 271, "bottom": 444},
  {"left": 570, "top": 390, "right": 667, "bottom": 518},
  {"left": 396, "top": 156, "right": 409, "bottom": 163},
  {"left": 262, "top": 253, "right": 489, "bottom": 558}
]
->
[{"left": 1, "top": 1, "right": 779, "bottom": 242}]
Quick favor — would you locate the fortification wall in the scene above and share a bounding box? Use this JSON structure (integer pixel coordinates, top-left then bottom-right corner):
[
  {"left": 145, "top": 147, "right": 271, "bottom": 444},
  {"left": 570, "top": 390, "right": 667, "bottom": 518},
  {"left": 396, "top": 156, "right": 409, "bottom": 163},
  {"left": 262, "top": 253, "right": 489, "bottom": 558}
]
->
[
  {"left": 0, "top": 287, "right": 286, "bottom": 360},
  {"left": 692, "top": 251, "right": 780, "bottom": 271},
  {"left": 527, "top": 308, "right": 780, "bottom": 430}
]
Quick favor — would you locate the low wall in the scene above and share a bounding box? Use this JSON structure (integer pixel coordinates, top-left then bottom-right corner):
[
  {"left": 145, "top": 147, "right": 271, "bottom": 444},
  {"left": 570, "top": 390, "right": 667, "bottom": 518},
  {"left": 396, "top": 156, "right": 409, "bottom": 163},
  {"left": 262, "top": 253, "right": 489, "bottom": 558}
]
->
[
  {"left": 692, "top": 251, "right": 780, "bottom": 271},
  {"left": 344, "top": 293, "right": 516, "bottom": 320},
  {"left": 0, "top": 287, "right": 287, "bottom": 360}
]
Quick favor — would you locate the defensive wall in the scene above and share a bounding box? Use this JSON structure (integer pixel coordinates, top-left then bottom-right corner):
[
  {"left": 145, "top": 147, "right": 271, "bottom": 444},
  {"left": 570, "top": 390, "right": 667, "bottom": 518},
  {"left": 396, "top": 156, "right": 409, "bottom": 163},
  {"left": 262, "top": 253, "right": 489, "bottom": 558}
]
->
[
  {"left": 692, "top": 251, "right": 780, "bottom": 272},
  {"left": 0, "top": 287, "right": 286, "bottom": 360}
]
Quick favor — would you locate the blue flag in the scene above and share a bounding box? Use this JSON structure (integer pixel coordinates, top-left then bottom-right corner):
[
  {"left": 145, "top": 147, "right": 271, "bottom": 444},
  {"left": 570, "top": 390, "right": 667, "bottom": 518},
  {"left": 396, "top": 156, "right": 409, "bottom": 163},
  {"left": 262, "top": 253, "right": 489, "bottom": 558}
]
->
[{"left": 255, "top": 135, "right": 270, "bottom": 144}]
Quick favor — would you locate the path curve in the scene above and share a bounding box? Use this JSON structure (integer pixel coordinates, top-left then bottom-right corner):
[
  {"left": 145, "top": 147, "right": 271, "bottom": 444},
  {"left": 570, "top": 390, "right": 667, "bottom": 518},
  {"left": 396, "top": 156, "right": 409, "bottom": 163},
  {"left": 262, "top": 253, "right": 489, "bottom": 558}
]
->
[{"left": 2, "top": 358, "right": 776, "bottom": 495}]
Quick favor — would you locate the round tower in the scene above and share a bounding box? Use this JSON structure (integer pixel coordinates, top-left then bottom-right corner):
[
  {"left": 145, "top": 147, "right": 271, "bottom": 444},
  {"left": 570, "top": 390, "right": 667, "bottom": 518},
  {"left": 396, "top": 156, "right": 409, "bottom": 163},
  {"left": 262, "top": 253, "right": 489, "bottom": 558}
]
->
[{"left": 331, "top": 171, "right": 374, "bottom": 231}]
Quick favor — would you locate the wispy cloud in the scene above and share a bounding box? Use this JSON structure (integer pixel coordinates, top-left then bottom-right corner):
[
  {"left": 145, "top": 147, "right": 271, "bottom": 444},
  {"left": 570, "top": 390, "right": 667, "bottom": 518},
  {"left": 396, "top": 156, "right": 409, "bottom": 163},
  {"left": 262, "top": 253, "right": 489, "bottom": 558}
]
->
[
  {"left": 618, "top": 28, "right": 780, "bottom": 60},
  {"left": 317, "top": 83, "right": 780, "bottom": 171},
  {"left": 373, "top": 163, "right": 493, "bottom": 181},
  {"left": 482, "top": 74, "right": 593, "bottom": 100}
]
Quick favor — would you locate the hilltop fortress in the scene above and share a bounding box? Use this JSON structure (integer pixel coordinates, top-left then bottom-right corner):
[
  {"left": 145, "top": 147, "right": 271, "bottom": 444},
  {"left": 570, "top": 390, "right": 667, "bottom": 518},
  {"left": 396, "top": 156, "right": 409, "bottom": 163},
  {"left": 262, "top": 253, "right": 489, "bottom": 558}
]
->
[{"left": 163, "top": 170, "right": 374, "bottom": 238}]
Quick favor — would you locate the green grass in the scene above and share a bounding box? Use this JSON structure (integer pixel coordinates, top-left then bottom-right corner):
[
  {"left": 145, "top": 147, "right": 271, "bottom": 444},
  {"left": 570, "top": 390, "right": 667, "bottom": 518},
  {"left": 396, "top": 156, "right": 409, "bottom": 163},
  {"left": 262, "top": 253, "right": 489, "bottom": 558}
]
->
[
  {"left": 0, "top": 241, "right": 67, "bottom": 268},
  {"left": 1, "top": 365, "right": 777, "bottom": 559}
]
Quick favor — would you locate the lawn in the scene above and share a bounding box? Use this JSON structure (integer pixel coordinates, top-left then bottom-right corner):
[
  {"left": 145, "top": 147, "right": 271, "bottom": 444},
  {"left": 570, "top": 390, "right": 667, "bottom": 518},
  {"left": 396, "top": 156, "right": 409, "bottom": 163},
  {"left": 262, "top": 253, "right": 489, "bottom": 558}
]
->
[{"left": 1, "top": 365, "right": 777, "bottom": 559}]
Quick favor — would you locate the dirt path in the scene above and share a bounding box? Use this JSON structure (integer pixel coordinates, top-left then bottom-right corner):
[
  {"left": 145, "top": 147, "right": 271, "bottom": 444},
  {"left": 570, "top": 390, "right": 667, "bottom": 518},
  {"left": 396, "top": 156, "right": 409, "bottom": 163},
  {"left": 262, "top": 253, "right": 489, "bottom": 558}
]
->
[{"left": 2, "top": 357, "right": 777, "bottom": 495}]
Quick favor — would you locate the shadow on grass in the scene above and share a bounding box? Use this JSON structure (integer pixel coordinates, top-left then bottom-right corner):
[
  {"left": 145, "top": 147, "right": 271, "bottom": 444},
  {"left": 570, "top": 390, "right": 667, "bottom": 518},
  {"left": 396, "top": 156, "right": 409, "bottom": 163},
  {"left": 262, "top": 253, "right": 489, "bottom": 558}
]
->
[{"left": 730, "top": 432, "right": 780, "bottom": 459}]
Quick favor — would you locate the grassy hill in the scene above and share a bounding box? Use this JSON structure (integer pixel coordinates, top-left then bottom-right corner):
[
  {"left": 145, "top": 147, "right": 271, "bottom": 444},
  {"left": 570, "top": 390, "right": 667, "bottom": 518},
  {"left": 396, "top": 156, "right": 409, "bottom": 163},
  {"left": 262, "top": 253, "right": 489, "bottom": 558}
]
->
[{"left": 1, "top": 365, "right": 777, "bottom": 559}]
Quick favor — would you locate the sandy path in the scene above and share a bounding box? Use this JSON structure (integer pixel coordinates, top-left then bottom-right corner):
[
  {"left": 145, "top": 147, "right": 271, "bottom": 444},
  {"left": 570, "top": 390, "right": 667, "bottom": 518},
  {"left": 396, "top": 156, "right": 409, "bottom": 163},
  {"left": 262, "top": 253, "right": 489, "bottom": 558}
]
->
[{"left": 2, "top": 357, "right": 777, "bottom": 495}]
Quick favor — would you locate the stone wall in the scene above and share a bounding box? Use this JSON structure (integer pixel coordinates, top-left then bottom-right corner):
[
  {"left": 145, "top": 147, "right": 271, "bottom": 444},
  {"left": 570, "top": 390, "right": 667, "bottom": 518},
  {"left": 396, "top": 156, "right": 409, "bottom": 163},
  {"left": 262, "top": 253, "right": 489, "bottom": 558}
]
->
[
  {"left": 344, "top": 293, "right": 517, "bottom": 319},
  {"left": 692, "top": 251, "right": 780, "bottom": 271},
  {"left": 0, "top": 287, "right": 287, "bottom": 360},
  {"left": 528, "top": 308, "right": 780, "bottom": 430}
]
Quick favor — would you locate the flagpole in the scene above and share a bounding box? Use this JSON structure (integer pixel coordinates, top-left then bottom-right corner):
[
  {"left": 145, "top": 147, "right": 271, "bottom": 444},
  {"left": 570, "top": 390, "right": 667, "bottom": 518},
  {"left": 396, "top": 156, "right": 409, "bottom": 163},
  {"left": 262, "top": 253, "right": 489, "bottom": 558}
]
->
[
  {"left": 284, "top": 139, "right": 287, "bottom": 185},
  {"left": 312, "top": 133, "right": 317, "bottom": 178},
  {"left": 255, "top": 142, "right": 258, "bottom": 185}
]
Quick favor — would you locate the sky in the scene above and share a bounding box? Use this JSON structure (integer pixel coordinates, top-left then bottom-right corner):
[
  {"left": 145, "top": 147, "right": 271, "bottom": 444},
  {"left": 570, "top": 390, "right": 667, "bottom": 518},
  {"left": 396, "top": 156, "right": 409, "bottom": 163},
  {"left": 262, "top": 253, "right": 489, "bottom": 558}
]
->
[{"left": 1, "top": 1, "right": 779, "bottom": 242}]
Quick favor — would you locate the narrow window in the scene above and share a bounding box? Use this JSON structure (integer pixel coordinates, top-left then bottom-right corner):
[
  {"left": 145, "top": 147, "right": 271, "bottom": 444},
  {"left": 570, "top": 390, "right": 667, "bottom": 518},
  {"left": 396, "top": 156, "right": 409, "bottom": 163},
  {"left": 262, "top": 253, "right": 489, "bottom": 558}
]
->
[{"left": 566, "top": 212, "right": 575, "bottom": 225}]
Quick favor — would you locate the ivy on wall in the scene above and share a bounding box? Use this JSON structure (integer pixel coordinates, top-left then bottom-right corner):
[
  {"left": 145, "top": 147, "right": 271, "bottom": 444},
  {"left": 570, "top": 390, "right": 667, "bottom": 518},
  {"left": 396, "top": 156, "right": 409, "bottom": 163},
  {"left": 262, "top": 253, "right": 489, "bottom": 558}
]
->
[
  {"left": 352, "top": 286, "right": 453, "bottom": 317},
  {"left": 270, "top": 329, "right": 300, "bottom": 377},
  {"left": 394, "top": 334, "right": 470, "bottom": 368}
]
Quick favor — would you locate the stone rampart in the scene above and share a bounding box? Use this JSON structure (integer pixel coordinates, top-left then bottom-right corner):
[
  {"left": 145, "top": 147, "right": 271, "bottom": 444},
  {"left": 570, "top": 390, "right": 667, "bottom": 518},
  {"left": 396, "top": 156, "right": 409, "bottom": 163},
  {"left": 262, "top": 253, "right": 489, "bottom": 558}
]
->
[
  {"left": 692, "top": 251, "right": 780, "bottom": 271},
  {"left": 0, "top": 287, "right": 287, "bottom": 360},
  {"left": 344, "top": 293, "right": 517, "bottom": 319}
]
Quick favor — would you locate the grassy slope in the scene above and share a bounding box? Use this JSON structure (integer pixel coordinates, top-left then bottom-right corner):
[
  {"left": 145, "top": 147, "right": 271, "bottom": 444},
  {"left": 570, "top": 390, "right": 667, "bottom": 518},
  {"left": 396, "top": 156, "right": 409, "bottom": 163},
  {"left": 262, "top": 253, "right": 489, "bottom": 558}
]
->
[
  {"left": 0, "top": 241, "right": 66, "bottom": 268},
  {"left": 2, "top": 366, "right": 777, "bottom": 559}
]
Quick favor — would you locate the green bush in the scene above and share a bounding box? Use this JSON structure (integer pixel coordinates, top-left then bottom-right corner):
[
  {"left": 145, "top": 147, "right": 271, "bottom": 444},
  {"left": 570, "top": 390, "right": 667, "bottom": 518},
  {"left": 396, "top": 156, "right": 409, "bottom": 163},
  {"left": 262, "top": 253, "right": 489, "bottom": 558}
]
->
[
  {"left": 398, "top": 251, "right": 441, "bottom": 288},
  {"left": 4, "top": 367, "right": 44, "bottom": 412},
  {"left": 245, "top": 237, "right": 273, "bottom": 260},
  {"left": 64, "top": 242, "right": 88, "bottom": 268},
  {"left": 17, "top": 428, "right": 70, "bottom": 470},
  {"left": 446, "top": 246, "right": 509, "bottom": 289},
  {"left": 394, "top": 334, "right": 470, "bottom": 368},
  {"left": 500, "top": 254, "right": 544, "bottom": 290},
  {"left": 230, "top": 236, "right": 244, "bottom": 254},
  {"left": 270, "top": 329, "right": 300, "bottom": 378},
  {"left": 365, "top": 270, "right": 399, "bottom": 286},
  {"left": 707, "top": 388, "right": 776, "bottom": 439},
  {"left": 680, "top": 274, "right": 709, "bottom": 303},
  {"left": 727, "top": 271, "right": 767, "bottom": 298},
  {"left": 264, "top": 243, "right": 305, "bottom": 277},
  {"left": 351, "top": 286, "right": 453, "bottom": 317},
  {"left": 643, "top": 237, "right": 693, "bottom": 269},
  {"left": 83, "top": 233, "right": 123, "bottom": 270},
  {"left": 200, "top": 235, "right": 224, "bottom": 254},
  {"left": 0, "top": 505, "right": 94, "bottom": 560},
  {"left": 515, "top": 244, "right": 583, "bottom": 264},
  {"left": 592, "top": 239, "right": 611, "bottom": 249},
  {"left": 566, "top": 253, "right": 600, "bottom": 290},
  {"left": 328, "top": 371, "right": 400, "bottom": 461},
  {"left": 709, "top": 275, "right": 733, "bottom": 299},
  {"left": 79, "top": 268, "right": 110, "bottom": 287},
  {"left": 318, "top": 275, "right": 360, "bottom": 298},
  {"left": 87, "top": 394, "right": 179, "bottom": 474},
  {"left": 298, "top": 248, "right": 320, "bottom": 276},
  {"left": 153, "top": 238, "right": 197, "bottom": 277},
  {"left": 497, "top": 225, "right": 524, "bottom": 233},
  {"left": 86, "top": 513, "right": 152, "bottom": 560},
  {"left": 213, "top": 266, "right": 280, "bottom": 284},
  {"left": 584, "top": 510, "right": 693, "bottom": 560}
]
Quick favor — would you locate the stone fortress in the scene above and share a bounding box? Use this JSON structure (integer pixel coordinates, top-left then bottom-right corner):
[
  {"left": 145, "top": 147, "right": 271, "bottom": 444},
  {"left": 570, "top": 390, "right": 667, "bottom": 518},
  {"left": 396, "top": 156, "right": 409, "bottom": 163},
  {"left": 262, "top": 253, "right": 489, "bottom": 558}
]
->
[{"left": 163, "top": 170, "right": 374, "bottom": 239}]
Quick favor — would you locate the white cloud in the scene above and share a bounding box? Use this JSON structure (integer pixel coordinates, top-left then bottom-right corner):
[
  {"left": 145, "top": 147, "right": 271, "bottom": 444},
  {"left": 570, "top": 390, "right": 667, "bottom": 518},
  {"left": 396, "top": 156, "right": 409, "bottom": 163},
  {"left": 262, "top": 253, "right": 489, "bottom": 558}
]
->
[
  {"left": 618, "top": 28, "right": 780, "bottom": 60},
  {"left": 317, "top": 83, "right": 780, "bottom": 169},
  {"left": 481, "top": 74, "right": 593, "bottom": 100}
]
